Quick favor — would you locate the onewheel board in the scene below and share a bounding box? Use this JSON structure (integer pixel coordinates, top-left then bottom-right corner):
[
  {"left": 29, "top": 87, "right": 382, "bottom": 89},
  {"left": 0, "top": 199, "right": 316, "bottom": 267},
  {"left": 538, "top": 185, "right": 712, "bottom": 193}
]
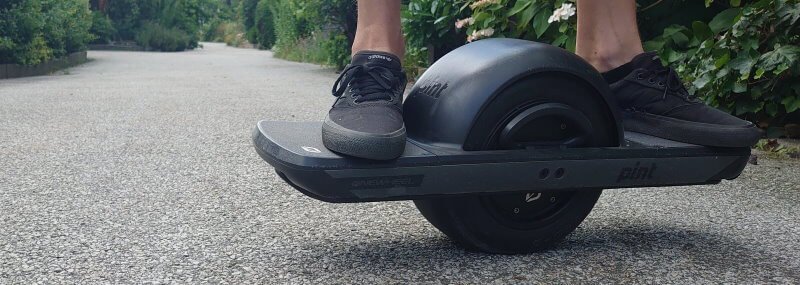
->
[{"left": 253, "top": 121, "right": 750, "bottom": 203}]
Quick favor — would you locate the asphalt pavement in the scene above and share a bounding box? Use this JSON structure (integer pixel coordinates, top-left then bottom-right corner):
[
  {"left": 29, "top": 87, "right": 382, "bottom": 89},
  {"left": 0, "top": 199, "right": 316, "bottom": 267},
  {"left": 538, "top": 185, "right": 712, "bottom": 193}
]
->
[{"left": 1, "top": 42, "right": 799, "bottom": 283}]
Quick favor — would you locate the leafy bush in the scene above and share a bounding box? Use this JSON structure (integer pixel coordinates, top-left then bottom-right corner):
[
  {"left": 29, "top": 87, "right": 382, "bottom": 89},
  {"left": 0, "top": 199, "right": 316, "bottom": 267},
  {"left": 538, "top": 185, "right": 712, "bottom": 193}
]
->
[
  {"left": 221, "top": 22, "right": 251, "bottom": 47},
  {"left": 204, "top": 21, "right": 249, "bottom": 47},
  {"left": 458, "top": 0, "right": 578, "bottom": 50},
  {"left": 268, "top": 0, "right": 310, "bottom": 49},
  {"left": 402, "top": 0, "right": 471, "bottom": 77},
  {"left": 239, "top": 0, "right": 260, "bottom": 42},
  {"left": 90, "top": 10, "right": 117, "bottom": 44},
  {"left": 266, "top": 0, "right": 356, "bottom": 69},
  {"left": 273, "top": 32, "right": 330, "bottom": 65},
  {"left": 252, "top": 0, "right": 797, "bottom": 127},
  {"left": 134, "top": 22, "right": 192, "bottom": 52},
  {"left": 200, "top": 0, "right": 236, "bottom": 41},
  {"left": 0, "top": 0, "right": 93, "bottom": 65},
  {"left": 41, "top": 0, "right": 95, "bottom": 58},
  {"left": 203, "top": 19, "right": 239, "bottom": 43},
  {"left": 106, "top": 0, "right": 208, "bottom": 50},
  {"left": 270, "top": 30, "right": 353, "bottom": 69},
  {"left": 645, "top": 0, "right": 800, "bottom": 127},
  {"left": 254, "top": 0, "right": 276, "bottom": 49},
  {"left": 238, "top": 0, "right": 271, "bottom": 46},
  {"left": 430, "top": 0, "right": 799, "bottom": 129},
  {"left": 321, "top": 33, "right": 351, "bottom": 69},
  {"left": 0, "top": 0, "right": 49, "bottom": 65},
  {"left": 224, "top": 32, "right": 249, "bottom": 48},
  {"left": 105, "top": 0, "right": 131, "bottom": 39},
  {"left": 202, "top": 20, "right": 223, "bottom": 42}
]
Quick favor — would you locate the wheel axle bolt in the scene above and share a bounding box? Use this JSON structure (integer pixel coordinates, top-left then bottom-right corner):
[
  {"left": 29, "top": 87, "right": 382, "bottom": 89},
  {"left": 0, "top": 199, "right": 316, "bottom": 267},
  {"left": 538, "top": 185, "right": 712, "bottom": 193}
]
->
[{"left": 550, "top": 197, "right": 556, "bottom": 203}]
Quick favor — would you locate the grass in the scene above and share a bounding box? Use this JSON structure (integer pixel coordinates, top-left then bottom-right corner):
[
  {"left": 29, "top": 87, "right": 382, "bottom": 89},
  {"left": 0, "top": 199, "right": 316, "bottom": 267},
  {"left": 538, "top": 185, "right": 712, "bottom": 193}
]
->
[
  {"left": 753, "top": 139, "right": 800, "bottom": 159},
  {"left": 272, "top": 33, "right": 335, "bottom": 68}
]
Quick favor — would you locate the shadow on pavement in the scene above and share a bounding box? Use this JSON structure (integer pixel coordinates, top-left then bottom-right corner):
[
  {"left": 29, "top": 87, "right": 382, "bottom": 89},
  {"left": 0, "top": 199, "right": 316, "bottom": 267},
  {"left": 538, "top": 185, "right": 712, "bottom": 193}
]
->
[{"left": 294, "top": 225, "right": 796, "bottom": 281}]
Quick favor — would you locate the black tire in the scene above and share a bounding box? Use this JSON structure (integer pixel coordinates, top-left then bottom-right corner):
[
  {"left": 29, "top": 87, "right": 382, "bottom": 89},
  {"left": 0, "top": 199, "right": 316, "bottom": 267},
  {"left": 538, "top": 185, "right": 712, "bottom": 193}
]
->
[
  {"left": 413, "top": 72, "right": 618, "bottom": 254},
  {"left": 414, "top": 190, "right": 601, "bottom": 253}
]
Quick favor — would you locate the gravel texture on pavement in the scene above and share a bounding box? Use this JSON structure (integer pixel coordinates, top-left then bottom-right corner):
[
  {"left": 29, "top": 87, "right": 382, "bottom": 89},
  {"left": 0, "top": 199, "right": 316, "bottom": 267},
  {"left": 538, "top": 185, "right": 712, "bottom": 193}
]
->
[{"left": 1, "top": 43, "right": 799, "bottom": 284}]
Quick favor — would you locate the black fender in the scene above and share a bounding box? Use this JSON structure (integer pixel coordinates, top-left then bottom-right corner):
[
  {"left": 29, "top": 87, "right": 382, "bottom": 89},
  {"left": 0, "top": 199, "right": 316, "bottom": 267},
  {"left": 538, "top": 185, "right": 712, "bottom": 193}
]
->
[{"left": 403, "top": 38, "right": 623, "bottom": 149}]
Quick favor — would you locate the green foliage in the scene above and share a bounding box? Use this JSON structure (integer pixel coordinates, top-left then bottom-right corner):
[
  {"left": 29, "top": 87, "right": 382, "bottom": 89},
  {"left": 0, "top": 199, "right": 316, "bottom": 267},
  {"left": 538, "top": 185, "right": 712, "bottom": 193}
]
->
[
  {"left": 90, "top": 11, "right": 117, "bottom": 44},
  {"left": 240, "top": 0, "right": 260, "bottom": 30},
  {"left": 753, "top": 139, "right": 800, "bottom": 159},
  {"left": 404, "top": 0, "right": 798, "bottom": 125},
  {"left": 268, "top": 0, "right": 311, "bottom": 48},
  {"left": 106, "top": 0, "right": 211, "bottom": 50},
  {"left": 134, "top": 21, "right": 192, "bottom": 51},
  {"left": 202, "top": 20, "right": 225, "bottom": 42},
  {"left": 41, "top": 0, "right": 95, "bottom": 58},
  {"left": 200, "top": 0, "right": 237, "bottom": 41},
  {"left": 645, "top": 0, "right": 800, "bottom": 124},
  {"left": 254, "top": 0, "right": 276, "bottom": 49},
  {"left": 249, "top": 0, "right": 798, "bottom": 126},
  {"left": 205, "top": 21, "right": 247, "bottom": 47},
  {"left": 0, "top": 0, "right": 48, "bottom": 65},
  {"left": 267, "top": 0, "right": 356, "bottom": 69},
  {"left": 272, "top": 31, "right": 350, "bottom": 70},
  {"left": 239, "top": 0, "right": 260, "bottom": 43},
  {"left": 222, "top": 22, "right": 249, "bottom": 47},
  {"left": 210, "top": 23, "right": 242, "bottom": 47},
  {"left": 402, "top": 0, "right": 470, "bottom": 74},
  {"left": 272, "top": 31, "right": 329, "bottom": 66},
  {"left": 321, "top": 33, "right": 351, "bottom": 69},
  {"left": 0, "top": 0, "right": 93, "bottom": 65},
  {"left": 462, "top": 0, "right": 578, "bottom": 51},
  {"left": 106, "top": 0, "right": 145, "bottom": 40}
]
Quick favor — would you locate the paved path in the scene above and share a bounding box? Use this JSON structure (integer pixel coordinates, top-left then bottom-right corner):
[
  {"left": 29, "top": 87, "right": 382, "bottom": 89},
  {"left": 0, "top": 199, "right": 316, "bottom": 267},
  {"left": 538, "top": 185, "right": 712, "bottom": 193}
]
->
[{"left": 1, "top": 43, "right": 799, "bottom": 283}]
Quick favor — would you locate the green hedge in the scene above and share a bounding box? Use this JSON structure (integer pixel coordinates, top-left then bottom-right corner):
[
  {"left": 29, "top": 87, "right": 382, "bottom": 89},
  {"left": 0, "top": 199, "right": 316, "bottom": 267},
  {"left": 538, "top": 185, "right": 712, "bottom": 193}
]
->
[
  {"left": 264, "top": 0, "right": 356, "bottom": 69},
  {"left": 201, "top": 0, "right": 236, "bottom": 42},
  {"left": 239, "top": 0, "right": 798, "bottom": 129},
  {"left": 646, "top": 0, "right": 800, "bottom": 129},
  {"left": 0, "top": 0, "right": 94, "bottom": 65},
  {"left": 239, "top": 0, "right": 260, "bottom": 44},
  {"left": 134, "top": 22, "right": 192, "bottom": 52},
  {"left": 90, "top": 10, "right": 117, "bottom": 44},
  {"left": 254, "top": 0, "right": 276, "bottom": 49},
  {"left": 422, "top": 0, "right": 800, "bottom": 130},
  {"left": 402, "top": 0, "right": 470, "bottom": 77},
  {"left": 105, "top": 0, "right": 207, "bottom": 51}
]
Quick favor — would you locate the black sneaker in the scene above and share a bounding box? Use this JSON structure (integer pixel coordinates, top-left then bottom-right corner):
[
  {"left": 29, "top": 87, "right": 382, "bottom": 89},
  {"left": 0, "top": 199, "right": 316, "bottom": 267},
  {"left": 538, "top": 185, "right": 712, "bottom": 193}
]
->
[
  {"left": 322, "top": 51, "right": 408, "bottom": 160},
  {"left": 602, "top": 52, "right": 761, "bottom": 147}
]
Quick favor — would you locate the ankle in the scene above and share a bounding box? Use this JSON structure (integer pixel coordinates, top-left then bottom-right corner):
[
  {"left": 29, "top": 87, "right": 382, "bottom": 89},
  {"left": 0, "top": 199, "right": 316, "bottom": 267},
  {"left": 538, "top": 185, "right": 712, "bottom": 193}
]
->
[
  {"left": 352, "top": 26, "right": 405, "bottom": 61},
  {"left": 578, "top": 48, "right": 642, "bottom": 73},
  {"left": 352, "top": 47, "right": 405, "bottom": 61}
]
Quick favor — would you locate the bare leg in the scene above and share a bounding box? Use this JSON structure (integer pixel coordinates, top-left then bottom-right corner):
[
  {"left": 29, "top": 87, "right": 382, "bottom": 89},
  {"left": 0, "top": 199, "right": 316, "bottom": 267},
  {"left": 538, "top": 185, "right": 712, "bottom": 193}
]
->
[
  {"left": 351, "top": 0, "right": 405, "bottom": 59},
  {"left": 575, "top": 0, "right": 644, "bottom": 72}
]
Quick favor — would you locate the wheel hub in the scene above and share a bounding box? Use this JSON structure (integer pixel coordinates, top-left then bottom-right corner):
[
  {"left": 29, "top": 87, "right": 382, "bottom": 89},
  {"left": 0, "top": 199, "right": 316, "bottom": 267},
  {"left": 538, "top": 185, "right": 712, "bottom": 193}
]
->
[{"left": 481, "top": 101, "right": 593, "bottom": 229}]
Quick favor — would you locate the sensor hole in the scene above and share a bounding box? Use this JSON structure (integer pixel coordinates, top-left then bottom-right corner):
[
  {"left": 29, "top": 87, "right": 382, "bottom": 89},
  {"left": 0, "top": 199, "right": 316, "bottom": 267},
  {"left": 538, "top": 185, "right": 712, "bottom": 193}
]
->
[
  {"left": 554, "top": 168, "right": 565, "bottom": 178},
  {"left": 539, "top": 169, "right": 550, "bottom": 179}
]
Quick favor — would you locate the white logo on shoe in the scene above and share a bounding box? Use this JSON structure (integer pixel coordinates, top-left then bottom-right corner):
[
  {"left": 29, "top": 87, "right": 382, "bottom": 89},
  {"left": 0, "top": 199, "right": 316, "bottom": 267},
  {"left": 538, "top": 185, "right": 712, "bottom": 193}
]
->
[{"left": 368, "top": 55, "right": 392, "bottom": 62}]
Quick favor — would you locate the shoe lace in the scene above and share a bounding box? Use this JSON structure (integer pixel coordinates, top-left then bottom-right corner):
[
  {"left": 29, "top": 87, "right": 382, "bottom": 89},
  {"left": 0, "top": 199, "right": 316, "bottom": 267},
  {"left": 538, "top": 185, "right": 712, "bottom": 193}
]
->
[
  {"left": 640, "top": 67, "right": 694, "bottom": 101},
  {"left": 331, "top": 64, "right": 401, "bottom": 103}
]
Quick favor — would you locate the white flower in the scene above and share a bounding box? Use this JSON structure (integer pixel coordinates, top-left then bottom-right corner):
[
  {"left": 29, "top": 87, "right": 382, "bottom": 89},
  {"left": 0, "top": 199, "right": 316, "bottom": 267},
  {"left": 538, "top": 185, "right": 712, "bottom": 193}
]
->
[
  {"left": 454, "top": 18, "right": 475, "bottom": 29},
  {"left": 470, "top": 0, "right": 499, "bottom": 9},
  {"left": 548, "top": 3, "right": 576, "bottom": 23},
  {"left": 467, "top": 28, "right": 495, "bottom": 42}
]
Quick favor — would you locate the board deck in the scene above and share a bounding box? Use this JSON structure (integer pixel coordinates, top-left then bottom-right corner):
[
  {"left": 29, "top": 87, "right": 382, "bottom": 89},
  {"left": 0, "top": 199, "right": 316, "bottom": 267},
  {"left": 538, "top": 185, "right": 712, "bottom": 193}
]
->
[{"left": 253, "top": 121, "right": 750, "bottom": 203}]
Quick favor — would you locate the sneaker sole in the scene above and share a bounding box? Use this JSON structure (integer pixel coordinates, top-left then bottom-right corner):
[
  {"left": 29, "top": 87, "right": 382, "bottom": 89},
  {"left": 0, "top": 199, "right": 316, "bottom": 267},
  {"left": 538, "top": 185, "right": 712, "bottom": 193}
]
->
[
  {"left": 623, "top": 110, "right": 761, "bottom": 147},
  {"left": 322, "top": 118, "right": 407, "bottom": 160}
]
